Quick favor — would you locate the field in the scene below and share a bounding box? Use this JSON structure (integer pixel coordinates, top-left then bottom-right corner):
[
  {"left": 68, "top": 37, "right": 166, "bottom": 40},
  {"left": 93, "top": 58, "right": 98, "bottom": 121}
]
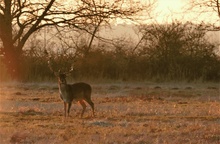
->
[{"left": 0, "top": 82, "right": 220, "bottom": 144}]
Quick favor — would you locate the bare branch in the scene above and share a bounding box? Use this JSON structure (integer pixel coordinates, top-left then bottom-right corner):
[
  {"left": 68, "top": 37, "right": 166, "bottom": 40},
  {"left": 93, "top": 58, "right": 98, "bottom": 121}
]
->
[{"left": 18, "top": 0, "right": 55, "bottom": 50}]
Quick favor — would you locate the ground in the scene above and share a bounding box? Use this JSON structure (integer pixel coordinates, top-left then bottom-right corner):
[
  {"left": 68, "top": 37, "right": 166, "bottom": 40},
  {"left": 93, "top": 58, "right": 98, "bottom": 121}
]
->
[{"left": 0, "top": 82, "right": 220, "bottom": 144}]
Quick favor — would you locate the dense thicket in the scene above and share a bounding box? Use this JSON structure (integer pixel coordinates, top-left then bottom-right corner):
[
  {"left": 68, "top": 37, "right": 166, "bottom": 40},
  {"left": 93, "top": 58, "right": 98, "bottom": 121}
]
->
[{"left": 0, "top": 22, "right": 219, "bottom": 82}]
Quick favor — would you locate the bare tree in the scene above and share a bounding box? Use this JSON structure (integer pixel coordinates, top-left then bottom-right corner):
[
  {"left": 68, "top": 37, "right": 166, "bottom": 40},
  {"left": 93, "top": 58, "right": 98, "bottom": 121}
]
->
[
  {"left": 187, "top": 0, "right": 220, "bottom": 30},
  {"left": 190, "top": 0, "right": 220, "bottom": 18},
  {"left": 0, "top": 0, "right": 155, "bottom": 80}
]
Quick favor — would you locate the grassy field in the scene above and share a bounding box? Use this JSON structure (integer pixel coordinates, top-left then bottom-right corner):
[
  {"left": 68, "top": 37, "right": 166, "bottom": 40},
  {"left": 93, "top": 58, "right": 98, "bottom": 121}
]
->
[{"left": 0, "top": 82, "right": 220, "bottom": 144}]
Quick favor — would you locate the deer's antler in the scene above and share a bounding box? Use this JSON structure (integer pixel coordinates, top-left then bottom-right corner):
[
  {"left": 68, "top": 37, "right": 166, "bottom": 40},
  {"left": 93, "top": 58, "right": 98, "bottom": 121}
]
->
[
  {"left": 48, "top": 59, "right": 56, "bottom": 74},
  {"left": 45, "top": 49, "right": 75, "bottom": 76},
  {"left": 45, "top": 50, "right": 58, "bottom": 75}
]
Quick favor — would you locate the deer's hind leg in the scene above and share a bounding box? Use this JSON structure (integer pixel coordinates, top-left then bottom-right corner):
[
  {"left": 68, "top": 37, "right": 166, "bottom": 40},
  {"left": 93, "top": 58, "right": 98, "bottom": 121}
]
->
[
  {"left": 85, "top": 99, "right": 94, "bottom": 117},
  {"left": 67, "top": 102, "right": 72, "bottom": 117},
  {"left": 79, "top": 100, "right": 86, "bottom": 118},
  {"left": 64, "top": 102, "right": 67, "bottom": 117}
]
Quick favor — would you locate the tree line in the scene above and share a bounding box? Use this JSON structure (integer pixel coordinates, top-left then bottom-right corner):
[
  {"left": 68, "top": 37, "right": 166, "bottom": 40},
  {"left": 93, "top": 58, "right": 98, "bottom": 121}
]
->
[{"left": 0, "top": 21, "right": 219, "bottom": 82}]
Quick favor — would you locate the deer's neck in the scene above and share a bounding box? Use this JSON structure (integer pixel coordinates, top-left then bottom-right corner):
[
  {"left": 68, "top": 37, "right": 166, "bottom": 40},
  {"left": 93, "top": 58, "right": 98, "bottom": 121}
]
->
[
  {"left": 58, "top": 82, "right": 72, "bottom": 102},
  {"left": 58, "top": 82, "right": 68, "bottom": 93}
]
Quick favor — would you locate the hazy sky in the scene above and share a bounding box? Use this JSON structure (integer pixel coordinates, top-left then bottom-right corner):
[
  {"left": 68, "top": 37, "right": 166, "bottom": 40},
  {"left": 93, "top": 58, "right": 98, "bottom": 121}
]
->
[
  {"left": 152, "top": 0, "right": 185, "bottom": 23},
  {"left": 155, "top": 0, "right": 219, "bottom": 24},
  {"left": 157, "top": 0, "right": 185, "bottom": 14}
]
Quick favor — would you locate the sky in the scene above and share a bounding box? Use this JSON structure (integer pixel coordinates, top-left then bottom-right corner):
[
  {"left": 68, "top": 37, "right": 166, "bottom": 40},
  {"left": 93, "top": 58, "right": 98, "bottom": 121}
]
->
[
  {"left": 156, "top": 0, "right": 185, "bottom": 15},
  {"left": 115, "top": 0, "right": 187, "bottom": 24},
  {"left": 122, "top": 0, "right": 220, "bottom": 25}
]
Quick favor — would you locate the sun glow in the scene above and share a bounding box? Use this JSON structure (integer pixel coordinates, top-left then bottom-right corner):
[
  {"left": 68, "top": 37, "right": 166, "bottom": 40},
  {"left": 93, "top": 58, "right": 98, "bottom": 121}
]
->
[
  {"left": 156, "top": 0, "right": 185, "bottom": 14},
  {"left": 154, "top": 0, "right": 191, "bottom": 23},
  {"left": 114, "top": 0, "right": 187, "bottom": 24}
]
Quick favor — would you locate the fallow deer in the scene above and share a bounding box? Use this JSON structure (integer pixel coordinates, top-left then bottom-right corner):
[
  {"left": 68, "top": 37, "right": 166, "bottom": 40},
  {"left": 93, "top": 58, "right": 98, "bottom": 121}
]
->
[{"left": 48, "top": 60, "right": 94, "bottom": 118}]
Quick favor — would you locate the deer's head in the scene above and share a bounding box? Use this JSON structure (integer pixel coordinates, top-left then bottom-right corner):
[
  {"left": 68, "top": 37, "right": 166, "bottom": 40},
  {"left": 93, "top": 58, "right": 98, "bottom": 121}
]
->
[
  {"left": 47, "top": 59, "right": 74, "bottom": 84},
  {"left": 58, "top": 70, "right": 67, "bottom": 84}
]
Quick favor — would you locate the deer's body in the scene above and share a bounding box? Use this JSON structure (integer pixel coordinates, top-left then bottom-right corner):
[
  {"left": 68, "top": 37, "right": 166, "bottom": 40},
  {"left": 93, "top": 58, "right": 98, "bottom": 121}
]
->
[
  {"left": 59, "top": 82, "right": 91, "bottom": 102},
  {"left": 58, "top": 73, "right": 94, "bottom": 118}
]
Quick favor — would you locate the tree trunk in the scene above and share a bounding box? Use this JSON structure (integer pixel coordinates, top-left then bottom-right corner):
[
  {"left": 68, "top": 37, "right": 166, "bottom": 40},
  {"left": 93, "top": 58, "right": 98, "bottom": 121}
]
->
[
  {"left": 0, "top": 0, "right": 23, "bottom": 80},
  {"left": 3, "top": 45, "right": 23, "bottom": 80}
]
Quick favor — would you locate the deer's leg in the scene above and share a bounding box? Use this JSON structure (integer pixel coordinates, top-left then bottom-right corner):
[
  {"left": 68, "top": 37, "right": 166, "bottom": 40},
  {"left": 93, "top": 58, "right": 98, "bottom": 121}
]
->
[
  {"left": 64, "top": 102, "right": 67, "bottom": 117},
  {"left": 79, "top": 100, "right": 86, "bottom": 118},
  {"left": 67, "top": 102, "right": 72, "bottom": 117},
  {"left": 85, "top": 99, "right": 95, "bottom": 117}
]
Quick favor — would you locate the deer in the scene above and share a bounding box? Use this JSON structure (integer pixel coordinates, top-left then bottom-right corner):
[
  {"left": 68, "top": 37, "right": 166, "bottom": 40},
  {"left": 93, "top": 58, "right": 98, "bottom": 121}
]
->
[{"left": 47, "top": 59, "right": 94, "bottom": 118}]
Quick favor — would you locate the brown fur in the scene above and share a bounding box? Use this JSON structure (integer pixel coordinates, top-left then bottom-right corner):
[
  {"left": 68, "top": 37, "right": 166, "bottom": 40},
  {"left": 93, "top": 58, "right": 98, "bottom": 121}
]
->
[{"left": 58, "top": 73, "right": 94, "bottom": 118}]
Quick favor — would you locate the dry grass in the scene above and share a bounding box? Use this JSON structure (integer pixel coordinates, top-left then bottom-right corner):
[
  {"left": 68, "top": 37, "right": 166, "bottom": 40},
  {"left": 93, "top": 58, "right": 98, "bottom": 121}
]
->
[{"left": 0, "top": 82, "right": 220, "bottom": 144}]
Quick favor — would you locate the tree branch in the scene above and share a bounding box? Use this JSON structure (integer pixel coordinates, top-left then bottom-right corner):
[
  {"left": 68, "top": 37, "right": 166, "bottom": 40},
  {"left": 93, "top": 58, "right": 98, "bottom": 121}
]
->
[{"left": 18, "top": 0, "right": 55, "bottom": 50}]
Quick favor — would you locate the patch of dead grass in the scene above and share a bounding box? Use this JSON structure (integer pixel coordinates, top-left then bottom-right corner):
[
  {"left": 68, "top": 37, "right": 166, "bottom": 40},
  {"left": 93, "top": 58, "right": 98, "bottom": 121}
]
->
[{"left": 0, "top": 82, "right": 219, "bottom": 143}]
